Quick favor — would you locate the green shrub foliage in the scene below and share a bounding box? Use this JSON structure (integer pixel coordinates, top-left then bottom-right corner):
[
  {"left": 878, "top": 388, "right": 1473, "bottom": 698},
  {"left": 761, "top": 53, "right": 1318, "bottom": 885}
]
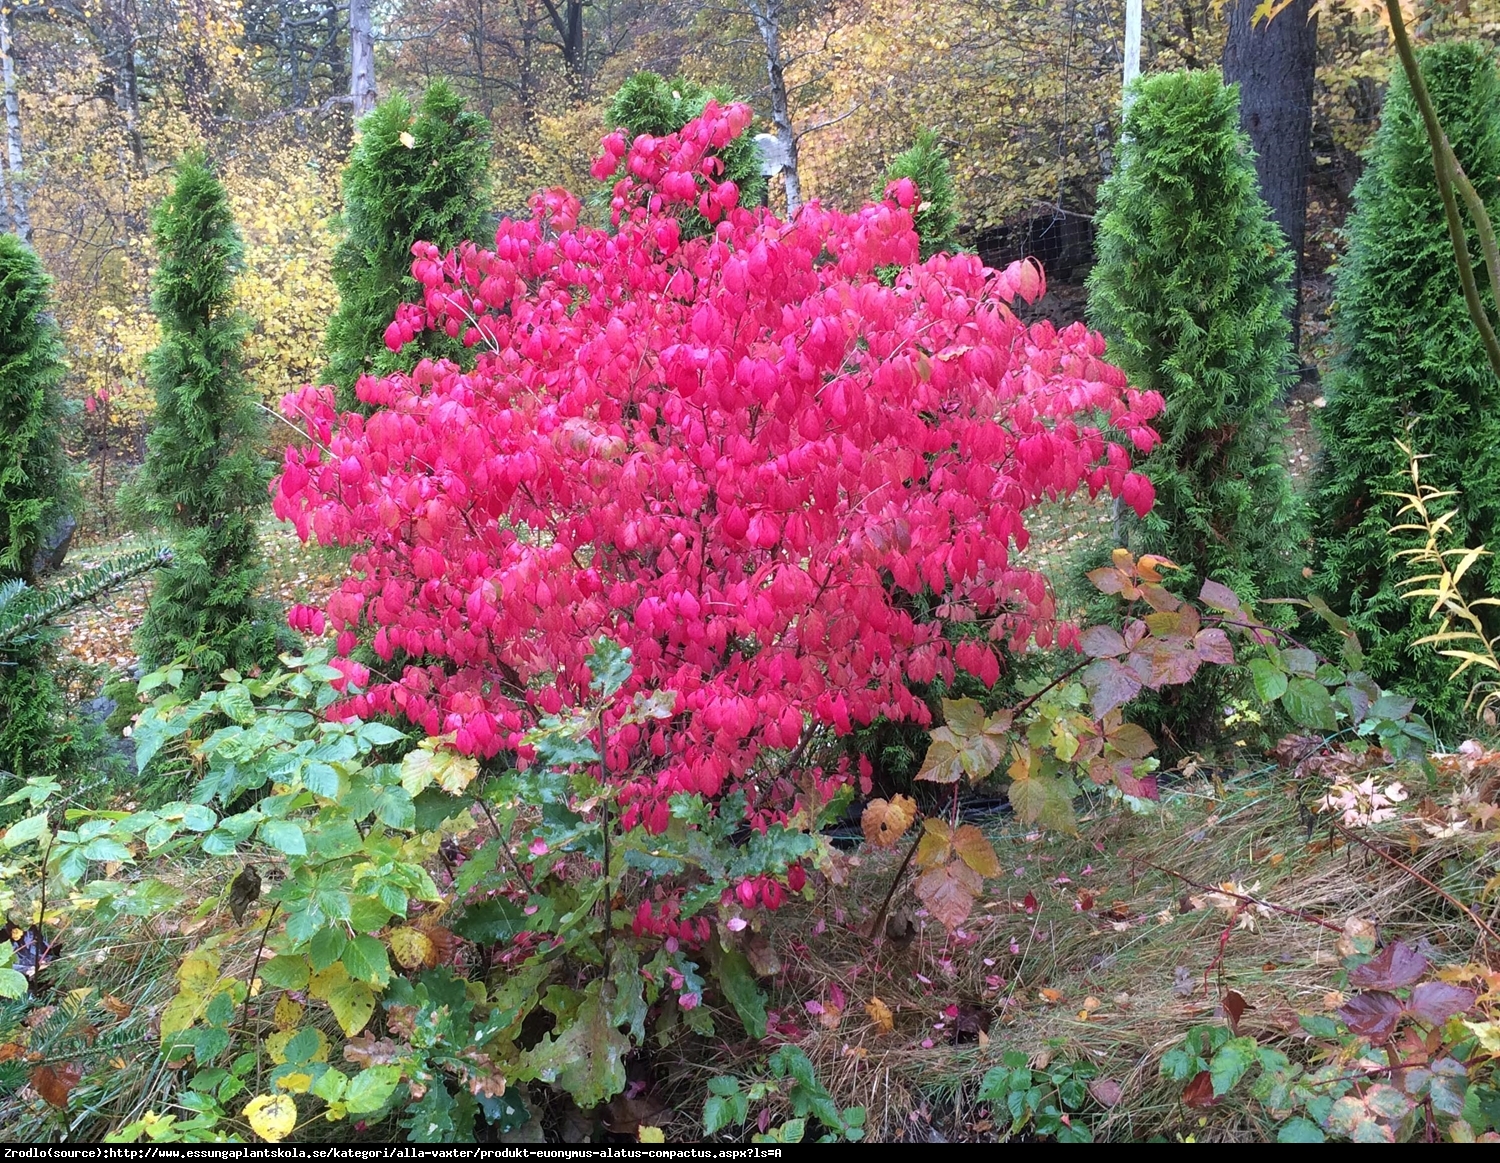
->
[
  {"left": 0, "top": 234, "right": 75, "bottom": 584},
  {"left": 876, "top": 129, "right": 959, "bottom": 258},
  {"left": 606, "top": 71, "right": 765, "bottom": 234},
  {"left": 126, "top": 153, "right": 279, "bottom": 684},
  {"left": 0, "top": 235, "right": 76, "bottom": 779},
  {"left": 323, "top": 82, "right": 492, "bottom": 410},
  {"left": 1088, "top": 70, "right": 1306, "bottom": 607},
  {"left": 1313, "top": 41, "right": 1500, "bottom": 729}
]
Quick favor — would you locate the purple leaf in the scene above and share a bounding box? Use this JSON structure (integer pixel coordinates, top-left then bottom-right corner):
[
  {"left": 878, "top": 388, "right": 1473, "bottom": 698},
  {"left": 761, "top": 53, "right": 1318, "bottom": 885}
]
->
[
  {"left": 1079, "top": 625, "right": 1128, "bottom": 659},
  {"left": 1193, "top": 628, "right": 1235, "bottom": 666},
  {"left": 1338, "top": 991, "right": 1405, "bottom": 1042},
  {"left": 1083, "top": 658, "right": 1142, "bottom": 717},
  {"left": 1198, "top": 579, "right": 1243, "bottom": 614},
  {"left": 1407, "top": 982, "right": 1477, "bottom": 1027},
  {"left": 1349, "top": 941, "right": 1429, "bottom": 990}
]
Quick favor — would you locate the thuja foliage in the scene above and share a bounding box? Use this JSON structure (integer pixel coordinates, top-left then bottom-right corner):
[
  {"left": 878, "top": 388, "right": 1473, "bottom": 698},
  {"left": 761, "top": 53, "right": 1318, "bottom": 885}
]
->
[
  {"left": 0, "top": 234, "right": 75, "bottom": 585},
  {"left": 1313, "top": 41, "right": 1500, "bottom": 730},
  {"left": 0, "top": 235, "right": 77, "bottom": 780},
  {"left": 605, "top": 71, "right": 765, "bottom": 235},
  {"left": 876, "top": 129, "right": 960, "bottom": 259},
  {"left": 324, "top": 83, "right": 492, "bottom": 410},
  {"left": 125, "top": 153, "right": 279, "bottom": 684},
  {"left": 276, "top": 102, "right": 1163, "bottom": 837},
  {"left": 1088, "top": 70, "right": 1306, "bottom": 604}
]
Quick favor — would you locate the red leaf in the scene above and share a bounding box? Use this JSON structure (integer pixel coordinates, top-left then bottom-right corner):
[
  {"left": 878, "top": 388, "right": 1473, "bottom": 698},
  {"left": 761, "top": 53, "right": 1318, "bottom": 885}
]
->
[
  {"left": 1349, "top": 941, "right": 1429, "bottom": 990},
  {"left": 1338, "top": 991, "right": 1406, "bottom": 1043},
  {"left": 31, "top": 1063, "right": 81, "bottom": 1110},
  {"left": 1406, "top": 982, "right": 1477, "bottom": 1027},
  {"left": 1088, "top": 1078, "right": 1124, "bottom": 1108},
  {"left": 1147, "top": 638, "right": 1202, "bottom": 687},
  {"left": 1114, "top": 768, "right": 1159, "bottom": 799},
  {"left": 1181, "top": 1070, "right": 1219, "bottom": 1109},
  {"left": 1221, "top": 990, "right": 1251, "bottom": 1033}
]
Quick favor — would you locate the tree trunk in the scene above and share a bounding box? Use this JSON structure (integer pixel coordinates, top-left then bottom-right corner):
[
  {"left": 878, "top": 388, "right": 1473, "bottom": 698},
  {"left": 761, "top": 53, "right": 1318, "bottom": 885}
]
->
[
  {"left": 1222, "top": 0, "right": 1318, "bottom": 353},
  {"left": 0, "top": 7, "right": 30, "bottom": 244},
  {"left": 749, "top": 0, "right": 801, "bottom": 214},
  {"left": 112, "top": 0, "right": 144, "bottom": 171},
  {"left": 349, "top": 0, "right": 376, "bottom": 118}
]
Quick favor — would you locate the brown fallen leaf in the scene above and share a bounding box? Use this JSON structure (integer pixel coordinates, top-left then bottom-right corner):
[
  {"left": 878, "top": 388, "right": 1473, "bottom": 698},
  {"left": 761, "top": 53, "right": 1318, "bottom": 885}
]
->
[
  {"left": 866, "top": 996, "right": 895, "bottom": 1034},
  {"left": 1181, "top": 1070, "right": 1219, "bottom": 1109},
  {"left": 1088, "top": 1078, "right": 1124, "bottom": 1108},
  {"left": 31, "top": 1063, "right": 82, "bottom": 1110}
]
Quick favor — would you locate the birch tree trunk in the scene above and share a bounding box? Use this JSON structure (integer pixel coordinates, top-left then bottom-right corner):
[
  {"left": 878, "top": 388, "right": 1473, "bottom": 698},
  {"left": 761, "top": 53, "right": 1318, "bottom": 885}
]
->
[
  {"left": 1, "top": 7, "right": 30, "bottom": 243},
  {"left": 349, "top": 0, "right": 376, "bottom": 118},
  {"left": 748, "top": 0, "right": 801, "bottom": 214}
]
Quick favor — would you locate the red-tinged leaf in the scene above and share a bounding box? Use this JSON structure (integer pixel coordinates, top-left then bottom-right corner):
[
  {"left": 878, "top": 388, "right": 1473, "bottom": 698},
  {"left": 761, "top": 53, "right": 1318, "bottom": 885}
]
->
[
  {"left": 1087, "top": 567, "right": 1126, "bottom": 596},
  {"left": 1221, "top": 990, "right": 1251, "bottom": 1034},
  {"left": 1193, "top": 628, "right": 1235, "bottom": 666},
  {"left": 1083, "top": 659, "right": 1142, "bottom": 717},
  {"left": 1338, "top": 991, "right": 1406, "bottom": 1042},
  {"left": 1147, "top": 638, "right": 1202, "bottom": 687},
  {"left": 951, "top": 824, "right": 1001, "bottom": 877},
  {"left": 913, "top": 817, "right": 953, "bottom": 870},
  {"left": 31, "top": 1063, "right": 82, "bottom": 1110},
  {"left": 916, "top": 738, "right": 964, "bottom": 784},
  {"left": 940, "top": 697, "right": 987, "bottom": 735},
  {"left": 1088, "top": 1078, "right": 1124, "bottom": 1108},
  {"left": 1139, "top": 583, "right": 1182, "bottom": 612},
  {"left": 1406, "top": 982, "right": 1477, "bottom": 1027},
  {"left": 1123, "top": 619, "right": 1148, "bottom": 649},
  {"left": 1114, "top": 768, "right": 1158, "bottom": 799},
  {"left": 1181, "top": 1070, "right": 1219, "bottom": 1109},
  {"left": 1022, "top": 891, "right": 1038, "bottom": 912},
  {"left": 913, "top": 858, "right": 983, "bottom": 931},
  {"left": 1198, "top": 579, "right": 1243, "bottom": 614},
  {"left": 1079, "top": 625, "right": 1127, "bottom": 658},
  {"left": 1349, "top": 941, "right": 1429, "bottom": 990},
  {"left": 1106, "top": 722, "right": 1155, "bottom": 759},
  {"left": 861, "top": 795, "right": 917, "bottom": 848}
]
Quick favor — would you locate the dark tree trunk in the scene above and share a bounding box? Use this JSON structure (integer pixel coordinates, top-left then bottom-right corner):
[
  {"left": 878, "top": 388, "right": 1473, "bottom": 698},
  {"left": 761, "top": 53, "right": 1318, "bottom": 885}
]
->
[{"left": 1222, "top": 0, "right": 1318, "bottom": 356}]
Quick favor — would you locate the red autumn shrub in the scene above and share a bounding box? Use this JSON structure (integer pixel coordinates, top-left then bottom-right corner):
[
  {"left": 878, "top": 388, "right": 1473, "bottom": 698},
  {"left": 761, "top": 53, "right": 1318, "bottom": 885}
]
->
[{"left": 273, "top": 101, "right": 1162, "bottom": 829}]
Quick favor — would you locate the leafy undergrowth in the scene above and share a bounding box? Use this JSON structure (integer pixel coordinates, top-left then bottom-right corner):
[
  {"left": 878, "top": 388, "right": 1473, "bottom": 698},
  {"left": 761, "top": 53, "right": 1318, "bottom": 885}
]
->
[{"left": 642, "top": 755, "right": 1500, "bottom": 1143}]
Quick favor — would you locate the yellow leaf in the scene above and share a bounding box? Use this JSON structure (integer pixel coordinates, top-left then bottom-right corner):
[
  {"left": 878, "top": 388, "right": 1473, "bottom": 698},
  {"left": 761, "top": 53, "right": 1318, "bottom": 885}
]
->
[
  {"left": 277, "top": 1071, "right": 314, "bottom": 1095},
  {"left": 244, "top": 1093, "right": 297, "bottom": 1142},
  {"left": 388, "top": 927, "right": 435, "bottom": 971},
  {"left": 865, "top": 996, "right": 895, "bottom": 1034},
  {"left": 861, "top": 795, "right": 916, "bottom": 848},
  {"left": 266, "top": 1031, "right": 294, "bottom": 1065},
  {"left": 273, "top": 996, "right": 304, "bottom": 1031},
  {"left": 399, "top": 131, "right": 416, "bottom": 148},
  {"left": 639, "top": 1127, "right": 665, "bottom": 1143}
]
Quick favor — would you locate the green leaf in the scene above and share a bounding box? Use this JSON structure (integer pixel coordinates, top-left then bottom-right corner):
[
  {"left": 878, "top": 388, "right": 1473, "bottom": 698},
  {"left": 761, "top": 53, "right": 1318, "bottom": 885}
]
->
[
  {"left": 2, "top": 813, "right": 49, "bottom": 849},
  {"left": 0, "top": 967, "right": 28, "bottom": 999},
  {"left": 518, "top": 979, "right": 632, "bottom": 1108},
  {"left": 284, "top": 1027, "right": 324, "bottom": 1064},
  {"left": 344, "top": 1065, "right": 402, "bottom": 1115},
  {"left": 713, "top": 948, "right": 767, "bottom": 1040},
  {"left": 453, "top": 840, "right": 501, "bottom": 895},
  {"left": 342, "top": 935, "right": 392, "bottom": 988},
  {"left": 259, "top": 820, "right": 307, "bottom": 856},
  {"left": 587, "top": 638, "right": 634, "bottom": 698},
  {"left": 1276, "top": 1117, "right": 1326, "bottom": 1143},
  {"left": 454, "top": 898, "right": 529, "bottom": 944},
  {"left": 310, "top": 927, "right": 348, "bottom": 972},
  {"left": 1209, "top": 1037, "right": 1258, "bottom": 1096},
  {"left": 258, "top": 955, "right": 309, "bottom": 991},
  {"left": 218, "top": 684, "right": 256, "bottom": 724},
  {"left": 1281, "top": 677, "right": 1338, "bottom": 732},
  {"left": 1248, "top": 657, "right": 1288, "bottom": 702}
]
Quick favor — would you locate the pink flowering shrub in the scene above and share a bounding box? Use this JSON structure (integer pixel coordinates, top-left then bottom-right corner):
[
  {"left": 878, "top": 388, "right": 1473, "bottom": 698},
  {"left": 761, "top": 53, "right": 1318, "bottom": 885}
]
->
[{"left": 273, "top": 100, "right": 1162, "bottom": 828}]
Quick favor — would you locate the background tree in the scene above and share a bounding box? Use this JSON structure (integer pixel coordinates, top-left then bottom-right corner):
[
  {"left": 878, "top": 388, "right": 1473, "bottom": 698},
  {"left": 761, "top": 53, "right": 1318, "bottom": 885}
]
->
[
  {"left": 125, "top": 153, "right": 278, "bottom": 682},
  {"left": 322, "top": 82, "right": 491, "bottom": 410},
  {"left": 606, "top": 71, "right": 764, "bottom": 231},
  {"left": 1088, "top": 70, "right": 1306, "bottom": 605},
  {"left": 876, "top": 129, "right": 959, "bottom": 258},
  {"left": 1313, "top": 41, "right": 1500, "bottom": 730},
  {"left": 1222, "top": 0, "right": 1318, "bottom": 348}
]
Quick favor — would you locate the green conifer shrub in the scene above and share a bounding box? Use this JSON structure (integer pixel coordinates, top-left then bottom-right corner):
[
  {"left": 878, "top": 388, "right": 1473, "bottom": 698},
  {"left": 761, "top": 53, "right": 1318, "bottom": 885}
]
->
[
  {"left": 1313, "top": 41, "right": 1500, "bottom": 729},
  {"left": 0, "top": 234, "right": 76, "bottom": 779},
  {"left": 0, "top": 234, "right": 75, "bottom": 585},
  {"left": 1087, "top": 69, "right": 1306, "bottom": 604},
  {"left": 124, "top": 153, "right": 280, "bottom": 685},
  {"left": 876, "top": 129, "right": 960, "bottom": 258},
  {"left": 606, "top": 72, "right": 765, "bottom": 236},
  {"left": 323, "top": 82, "right": 492, "bottom": 409}
]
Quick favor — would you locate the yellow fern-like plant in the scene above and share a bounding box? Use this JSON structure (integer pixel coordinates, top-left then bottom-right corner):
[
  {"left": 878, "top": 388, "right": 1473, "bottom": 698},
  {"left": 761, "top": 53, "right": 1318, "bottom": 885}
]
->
[{"left": 1389, "top": 440, "right": 1500, "bottom": 723}]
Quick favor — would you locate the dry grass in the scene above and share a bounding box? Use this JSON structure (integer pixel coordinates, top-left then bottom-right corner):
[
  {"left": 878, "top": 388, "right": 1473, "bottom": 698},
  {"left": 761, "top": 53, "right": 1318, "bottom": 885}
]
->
[{"left": 654, "top": 758, "right": 1499, "bottom": 1143}]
